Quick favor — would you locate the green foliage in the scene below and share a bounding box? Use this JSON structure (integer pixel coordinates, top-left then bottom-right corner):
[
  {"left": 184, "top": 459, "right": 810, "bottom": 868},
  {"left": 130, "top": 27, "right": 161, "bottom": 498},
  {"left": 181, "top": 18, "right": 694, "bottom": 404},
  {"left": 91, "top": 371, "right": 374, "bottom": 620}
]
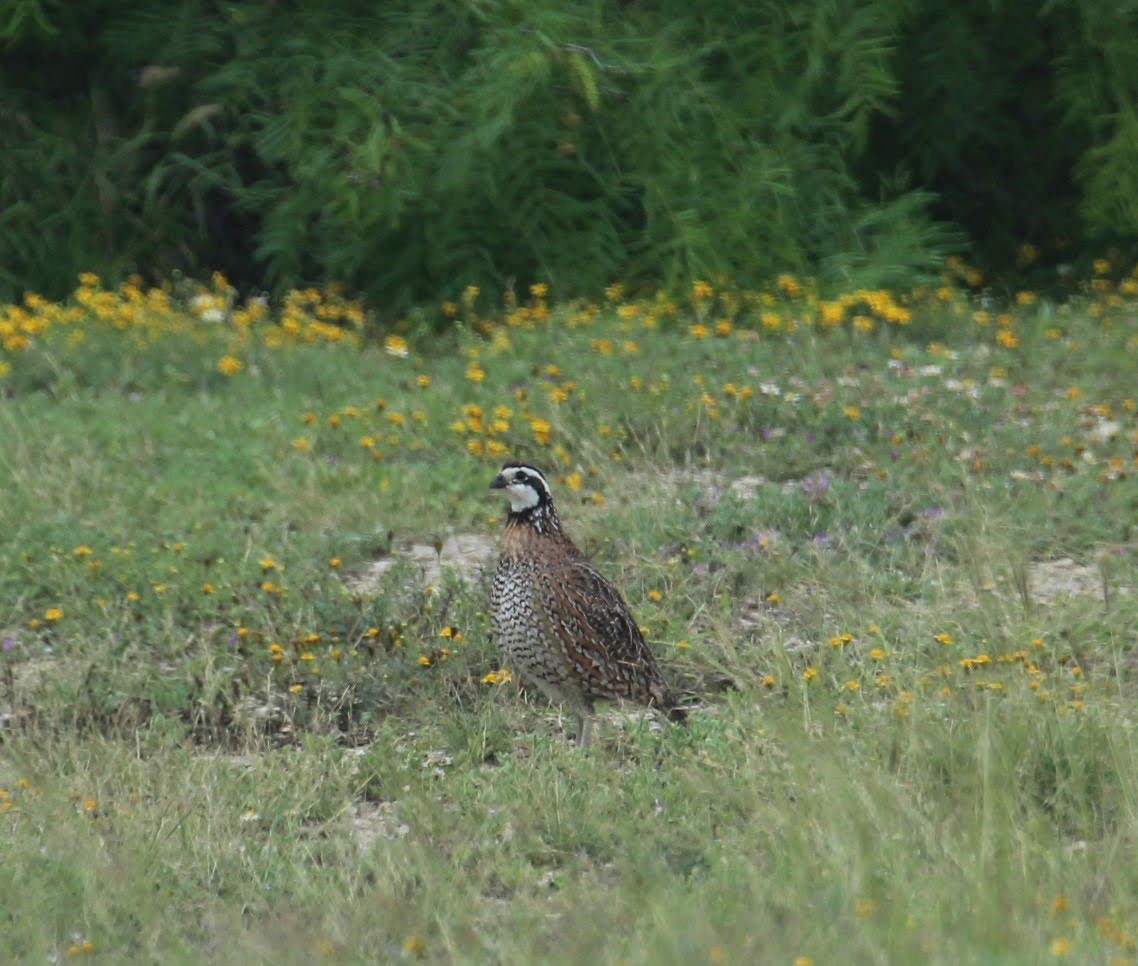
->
[
  {"left": 866, "top": 1, "right": 1078, "bottom": 257},
  {"left": 5, "top": 0, "right": 1138, "bottom": 308},
  {"left": 1, "top": 0, "right": 948, "bottom": 309},
  {"left": 867, "top": 0, "right": 1138, "bottom": 267},
  {"left": 1055, "top": 0, "right": 1138, "bottom": 241},
  {"left": 0, "top": 0, "right": 58, "bottom": 40}
]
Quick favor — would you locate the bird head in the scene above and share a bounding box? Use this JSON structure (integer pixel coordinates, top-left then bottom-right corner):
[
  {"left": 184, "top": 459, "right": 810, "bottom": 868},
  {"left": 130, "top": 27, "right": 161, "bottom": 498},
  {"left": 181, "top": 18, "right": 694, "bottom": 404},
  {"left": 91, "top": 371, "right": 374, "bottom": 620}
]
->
[{"left": 490, "top": 464, "right": 553, "bottom": 514}]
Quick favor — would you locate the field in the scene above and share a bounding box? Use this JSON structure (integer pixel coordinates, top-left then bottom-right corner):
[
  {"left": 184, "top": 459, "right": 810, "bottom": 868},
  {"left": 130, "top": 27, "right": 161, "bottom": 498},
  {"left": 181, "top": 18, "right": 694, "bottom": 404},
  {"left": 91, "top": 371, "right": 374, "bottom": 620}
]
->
[{"left": 2, "top": 269, "right": 1137, "bottom": 963}]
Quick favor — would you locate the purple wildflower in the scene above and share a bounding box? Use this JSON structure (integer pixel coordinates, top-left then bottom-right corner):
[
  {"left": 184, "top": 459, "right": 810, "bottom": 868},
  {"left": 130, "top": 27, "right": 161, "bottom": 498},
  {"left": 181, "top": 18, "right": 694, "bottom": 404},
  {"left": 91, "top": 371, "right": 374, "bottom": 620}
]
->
[{"left": 800, "top": 471, "right": 831, "bottom": 501}]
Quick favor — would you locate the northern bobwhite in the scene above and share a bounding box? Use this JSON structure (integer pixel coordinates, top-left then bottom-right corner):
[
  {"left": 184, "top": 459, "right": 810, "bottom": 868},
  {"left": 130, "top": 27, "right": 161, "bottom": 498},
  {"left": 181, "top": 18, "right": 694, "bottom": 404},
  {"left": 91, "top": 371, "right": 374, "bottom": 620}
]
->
[{"left": 488, "top": 463, "right": 686, "bottom": 745}]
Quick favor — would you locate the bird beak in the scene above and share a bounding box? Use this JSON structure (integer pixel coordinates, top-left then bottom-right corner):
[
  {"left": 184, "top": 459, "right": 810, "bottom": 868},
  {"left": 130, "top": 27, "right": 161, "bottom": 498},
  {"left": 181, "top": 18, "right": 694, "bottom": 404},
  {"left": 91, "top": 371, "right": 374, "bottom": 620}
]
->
[{"left": 489, "top": 473, "right": 507, "bottom": 490}]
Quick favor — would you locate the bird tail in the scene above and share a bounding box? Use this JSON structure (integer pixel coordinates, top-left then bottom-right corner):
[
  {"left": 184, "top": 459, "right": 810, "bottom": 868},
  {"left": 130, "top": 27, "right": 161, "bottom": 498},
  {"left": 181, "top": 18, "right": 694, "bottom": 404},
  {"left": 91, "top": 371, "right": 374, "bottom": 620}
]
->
[
  {"left": 647, "top": 681, "right": 688, "bottom": 724},
  {"left": 658, "top": 689, "right": 688, "bottom": 724}
]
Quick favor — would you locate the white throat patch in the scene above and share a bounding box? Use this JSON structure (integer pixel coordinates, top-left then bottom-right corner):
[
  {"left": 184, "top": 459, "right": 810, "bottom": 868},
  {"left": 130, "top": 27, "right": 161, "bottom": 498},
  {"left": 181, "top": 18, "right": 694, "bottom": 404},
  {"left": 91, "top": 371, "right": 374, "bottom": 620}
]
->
[{"left": 505, "top": 480, "right": 542, "bottom": 512}]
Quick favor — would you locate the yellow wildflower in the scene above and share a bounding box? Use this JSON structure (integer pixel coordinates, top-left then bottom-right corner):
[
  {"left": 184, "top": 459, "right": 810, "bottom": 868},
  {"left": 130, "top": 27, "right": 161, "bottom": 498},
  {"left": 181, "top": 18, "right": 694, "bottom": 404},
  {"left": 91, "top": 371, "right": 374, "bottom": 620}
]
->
[
  {"left": 384, "top": 334, "right": 409, "bottom": 358},
  {"left": 776, "top": 274, "right": 802, "bottom": 297}
]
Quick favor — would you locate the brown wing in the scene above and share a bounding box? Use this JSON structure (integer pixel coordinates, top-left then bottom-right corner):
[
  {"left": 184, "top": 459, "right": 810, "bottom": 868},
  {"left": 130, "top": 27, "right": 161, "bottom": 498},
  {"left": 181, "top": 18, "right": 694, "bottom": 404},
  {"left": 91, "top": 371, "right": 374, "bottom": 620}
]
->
[{"left": 534, "top": 554, "right": 670, "bottom": 705}]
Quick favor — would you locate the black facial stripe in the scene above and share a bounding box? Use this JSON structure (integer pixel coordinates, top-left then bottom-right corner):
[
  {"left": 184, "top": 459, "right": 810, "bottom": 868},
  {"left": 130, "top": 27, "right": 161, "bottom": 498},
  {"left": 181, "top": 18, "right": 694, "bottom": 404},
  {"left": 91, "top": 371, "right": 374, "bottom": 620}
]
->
[{"left": 509, "top": 466, "right": 544, "bottom": 486}]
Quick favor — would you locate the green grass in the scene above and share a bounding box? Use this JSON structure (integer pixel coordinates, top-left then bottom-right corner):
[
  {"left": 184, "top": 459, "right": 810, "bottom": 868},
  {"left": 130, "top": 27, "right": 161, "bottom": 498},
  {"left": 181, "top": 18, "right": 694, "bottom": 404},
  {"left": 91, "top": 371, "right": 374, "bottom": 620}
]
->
[{"left": 2, "top": 277, "right": 1137, "bottom": 962}]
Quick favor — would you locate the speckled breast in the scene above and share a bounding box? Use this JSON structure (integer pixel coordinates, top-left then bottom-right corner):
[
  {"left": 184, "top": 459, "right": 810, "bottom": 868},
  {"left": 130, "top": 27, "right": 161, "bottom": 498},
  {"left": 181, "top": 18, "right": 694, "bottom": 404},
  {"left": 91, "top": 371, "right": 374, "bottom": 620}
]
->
[{"left": 490, "top": 557, "right": 584, "bottom": 708}]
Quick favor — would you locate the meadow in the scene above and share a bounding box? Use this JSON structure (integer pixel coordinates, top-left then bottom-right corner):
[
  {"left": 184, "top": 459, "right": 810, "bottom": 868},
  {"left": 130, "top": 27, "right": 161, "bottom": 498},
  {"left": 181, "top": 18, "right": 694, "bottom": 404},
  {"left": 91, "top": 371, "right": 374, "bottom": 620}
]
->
[{"left": 1, "top": 265, "right": 1137, "bottom": 963}]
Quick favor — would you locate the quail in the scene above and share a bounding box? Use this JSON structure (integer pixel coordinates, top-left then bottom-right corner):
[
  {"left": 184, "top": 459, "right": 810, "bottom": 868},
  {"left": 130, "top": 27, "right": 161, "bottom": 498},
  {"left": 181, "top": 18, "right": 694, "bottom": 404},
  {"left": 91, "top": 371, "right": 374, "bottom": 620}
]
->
[{"left": 488, "top": 463, "right": 686, "bottom": 745}]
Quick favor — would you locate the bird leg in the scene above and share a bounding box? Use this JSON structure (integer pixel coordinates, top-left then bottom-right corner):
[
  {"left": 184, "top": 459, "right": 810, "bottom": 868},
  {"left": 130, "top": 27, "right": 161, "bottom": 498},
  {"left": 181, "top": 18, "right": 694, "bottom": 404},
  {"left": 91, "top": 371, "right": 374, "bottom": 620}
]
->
[{"left": 576, "top": 714, "right": 593, "bottom": 748}]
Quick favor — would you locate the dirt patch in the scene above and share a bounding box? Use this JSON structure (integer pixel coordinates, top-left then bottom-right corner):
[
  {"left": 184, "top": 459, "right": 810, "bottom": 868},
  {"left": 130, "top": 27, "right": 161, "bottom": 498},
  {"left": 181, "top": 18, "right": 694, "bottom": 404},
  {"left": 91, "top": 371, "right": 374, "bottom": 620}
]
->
[
  {"left": 0, "top": 654, "right": 68, "bottom": 731},
  {"left": 1027, "top": 557, "right": 1129, "bottom": 604},
  {"left": 350, "top": 800, "right": 410, "bottom": 852},
  {"left": 346, "top": 533, "right": 496, "bottom": 596}
]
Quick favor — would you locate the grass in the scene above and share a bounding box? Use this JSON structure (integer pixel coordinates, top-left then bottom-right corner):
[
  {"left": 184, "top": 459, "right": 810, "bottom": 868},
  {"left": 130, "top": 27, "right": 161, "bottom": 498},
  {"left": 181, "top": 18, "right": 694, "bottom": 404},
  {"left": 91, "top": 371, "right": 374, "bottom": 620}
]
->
[{"left": 2, "top": 268, "right": 1137, "bottom": 963}]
